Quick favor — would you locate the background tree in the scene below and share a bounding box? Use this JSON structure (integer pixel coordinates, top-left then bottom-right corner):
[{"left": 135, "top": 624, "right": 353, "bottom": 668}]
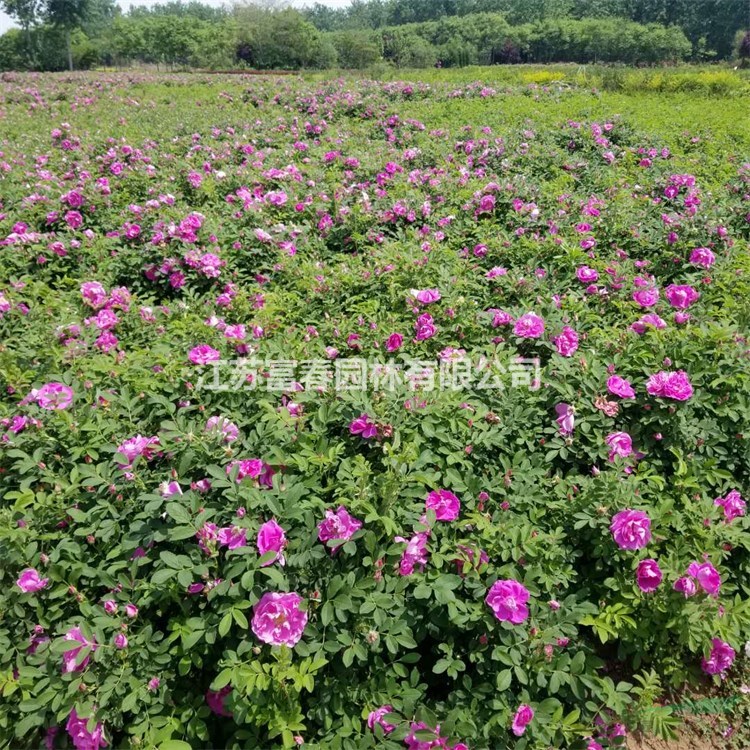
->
[
  {"left": 737, "top": 29, "right": 750, "bottom": 66},
  {"left": 44, "top": 0, "right": 91, "bottom": 70},
  {"left": 0, "top": 0, "right": 44, "bottom": 66}
]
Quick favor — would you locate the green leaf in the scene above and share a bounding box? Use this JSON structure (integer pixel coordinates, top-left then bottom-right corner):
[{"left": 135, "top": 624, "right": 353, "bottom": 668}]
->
[
  {"left": 233, "top": 609, "right": 248, "bottom": 629},
  {"left": 152, "top": 569, "right": 175, "bottom": 585},
  {"left": 218, "top": 612, "right": 233, "bottom": 637},
  {"left": 160, "top": 550, "right": 183, "bottom": 569},
  {"left": 166, "top": 502, "right": 191, "bottom": 525},
  {"left": 496, "top": 669, "right": 512, "bottom": 691}
]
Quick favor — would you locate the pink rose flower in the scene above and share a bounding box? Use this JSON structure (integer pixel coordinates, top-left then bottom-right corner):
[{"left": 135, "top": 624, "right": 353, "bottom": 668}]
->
[
  {"left": 66, "top": 708, "right": 107, "bottom": 750},
  {"left": 701, "top": 638, "right": 735, "bottom": 675},
  {"left": 62, "top": 627, "right": 98, "bottom": 673},
  {"left": 673, "top": 576, "right": 697, "bottom": 597},
  {"left": 687, "top": 560, "right": 721, "bottom": 597},
  {"left": 16, "top": 568, "right": 49, "bottom": 593},
  {"left": 610, "top": 509, "right": 651, "bottom": 550},
  {"left": 350, "top": 413, "right": 378, "bottom": 439},
  {"left": 425, "top": 489, "right": 460, "bottom": 521},
  {"left": 251, "top": 592, "right": 308, "bottom": 647},
  {"left": 411, "top": 288, "right": 441, "bottom": 304},
  {"left": 490, "top": 309, "right": 514, "bottom": 327},
  {"left": 395, "top": 530, "right": 430, "bottom": 576},
  {"left": 714, "top": 490, "right": 745, "bottom": 522},
  {"left": 196, "top": 522, "right": 219, "bottom": 554},
  {"left": 605, "top": 432, "right": 633, "bottom": 462},
  {"left": 665, "top": 284, "right": 699, "bottom": 309},
  {"left": 632, "top": 287, "right": 659, "bottom": 307},
  {"left": 513, "top": 312, "right": 545, "bottom": 339},
  {"left": 188, "top": 345, "right": 221, "bottom": 365},
  {"left": 257, "top": 519, "right": 287, "bottom": 566},
  {"left": 318, "top": 506, "right": 363, "bottom": 552},
  {"left": 206, "top": 686, "right": 233, "bottom": 717},
  {"left": 646, "top": 370, "right": 693, "bottom": 401},
  {"left": 606, "top": 375, "right": 635, "bottom": 399},
  {"left": 385, "top": 332, "right": 404, "bottom": 352},
  {"left": 486, "top": 579, "right": 530, "bottom": 624},
  {"left": 576, "top": 266, "right": 598, "bottom": 283},
  {"left": 414, "top": 312, "right": 437, "bottom": 341},
  {"left": 689, "top": 247, "right": 715, "bottom": 268},
  {"left": 217, "top": 526, "right": 247, "bottom": 550},
  {"left": 81, "top": 281, "right": 108, "bottom": 308},
  {"left": 553, "top": 326, "right": 579, "bottom": 356},
  {"left": 367, "top": 705, "right": 395, "bottom": 734},
  {"left": 478, "top": 194, "right": 496, "bottom": 212},
  {"left": 113, "top": 633, "right": 128, "bottom": 649},
  {"left": 35, "top": 382, "right": 74, "bottom": 410},
  {"left": 159, "top": 481, "right": 182, "bottom": 498},
  {"left": 636, "top": 559, "right": 662, "bottom": 592},
  {"left": 64, "top": 210, "right": 83, "bottom": 229},
  {"left": 555, "top": 403, "right": 575, "bottom": 435},
  {"left": 630, "top": 313, "right": 666, "bottom": 334},
  {"left": 511, "top": 704, "right": 534, "bottom": 736}
]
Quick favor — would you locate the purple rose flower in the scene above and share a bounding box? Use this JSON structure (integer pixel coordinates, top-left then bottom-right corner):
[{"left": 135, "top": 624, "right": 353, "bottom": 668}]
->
[
  {"left": 486, "top": 579, "right": 530, "bottom": 624},
  {"left": 714, "top": 490, "right": 745, "bottom": 522},
  {"left": 665, "top": 284, "right": 699, "bottom": 309},
  {"left": 251, "top": 592, "right": 308, "bottom": 647},
  {"left": 424, "top": 489, "right": 460, "bottom": 521},
  {"left": 606, "top": 375, "right": 635, "bottom": 399},
  {"left": 553, "top": 326, "right": 579, "bottom": 356},
  {"left": 318, "top": 506, "right": 363, "bottom": 552},
  {"left": 16, "top": 568, "right": 49, "bottom": 593},
  {"left": 188, "top": 344, "right": 221, "bottom": 365},
  {"left": 61, "top": 627, "right": 98, "bottom": 673},
  {"left": 414, "top": 312, "right": 437, "bottom": 341},
  {"left": 367, "top": 705, "right": 396, "bottom": 734},
  {"left": 610, "top": 509, "right": 651, "bottom": 550},
  {"left": 605, "top": 431, "right": 633, "bottom": 462},
  {"left": 513, "top": 312, "right": 545, "bottom": 339},
  {"left": 701, "top": 638, "right": 735, "bottom": 676},
  {"left": 66, "top": 708, "right": 107, "bottom": 750},
  {"left": 511, "top": 704, "right": 534, "bottom": 736},
  {"left": 257, "top": 519, "right": 287, "bottom": 566},
  {"left": 555, "top": 403, "right": 575, "bottom": 435},
  {"left": 350, "top": 413, "right": 378, "bottom": 439},
  {"left": 636, "top": 559, "right": 662, "bottom": 592},
  {"left": 646, "top": 370, "right": 693, "bottom": 401}
]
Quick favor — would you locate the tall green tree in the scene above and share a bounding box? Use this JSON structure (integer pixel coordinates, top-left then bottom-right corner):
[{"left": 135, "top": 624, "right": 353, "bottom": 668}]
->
[
  {"left": 0, "top": 0, "right": 44, "bottom": 65},
  {"left": 44, "top": 0, "right": 91, "bottom": 70}
]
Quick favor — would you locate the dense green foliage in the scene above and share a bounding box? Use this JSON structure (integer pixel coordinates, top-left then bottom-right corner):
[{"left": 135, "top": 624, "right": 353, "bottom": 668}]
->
[
  {"left": 306, "top": 0, "right": 750, "bottom": 60},
  {"left": 0, "top": 68, "right": 749, "bottom": 749},
  {"left": 0, "top": 0, "right": 749, "bottom": 71}
]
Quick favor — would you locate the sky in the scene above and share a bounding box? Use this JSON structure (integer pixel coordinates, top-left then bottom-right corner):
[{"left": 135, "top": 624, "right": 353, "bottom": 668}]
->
[{"left": 0, "top": 0, "right": 352, "bottom": 34}]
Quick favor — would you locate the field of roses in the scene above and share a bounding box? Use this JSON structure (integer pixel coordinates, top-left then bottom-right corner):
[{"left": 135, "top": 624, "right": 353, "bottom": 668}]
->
[{"left": 1, "top": 69, "right": 750, "bottom": 750}]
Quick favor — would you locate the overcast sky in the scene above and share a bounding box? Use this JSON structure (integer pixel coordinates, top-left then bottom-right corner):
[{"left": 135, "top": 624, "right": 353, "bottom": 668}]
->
[{"left": 0, "top": 0, "right": 352, "bottom": 34}]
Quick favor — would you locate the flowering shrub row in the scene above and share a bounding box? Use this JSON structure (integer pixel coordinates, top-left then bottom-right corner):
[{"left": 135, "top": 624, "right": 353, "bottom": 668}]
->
[{"left": 0, "top": 72, "right": 749, "bottom": 749}]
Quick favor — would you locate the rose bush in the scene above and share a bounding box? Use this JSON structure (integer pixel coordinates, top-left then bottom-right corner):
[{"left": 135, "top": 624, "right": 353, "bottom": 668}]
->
[{"left": 0, "top": 71, "right": 749, "bottom": 749}]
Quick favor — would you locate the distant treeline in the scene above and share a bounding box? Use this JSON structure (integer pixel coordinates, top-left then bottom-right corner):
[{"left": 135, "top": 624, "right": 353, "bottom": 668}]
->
[
  {"left": 306, "top": 0, "right": 750, "bottom": 61},
  {"left": 0, "top": 0, "right": 749, "bottom": 72}
]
